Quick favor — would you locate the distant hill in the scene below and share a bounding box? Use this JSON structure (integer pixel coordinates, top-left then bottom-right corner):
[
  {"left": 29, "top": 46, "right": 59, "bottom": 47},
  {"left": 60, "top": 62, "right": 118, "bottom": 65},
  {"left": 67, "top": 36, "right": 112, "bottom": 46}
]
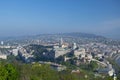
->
[
  {"left": 0, "top": 32, "right": 120, "bottom": 47},
  {"left": 0, "top": 32, "right": 107, "bottom": 40},
  {"left": 58, "top": 32, "right": 106, "bottom": 39}
]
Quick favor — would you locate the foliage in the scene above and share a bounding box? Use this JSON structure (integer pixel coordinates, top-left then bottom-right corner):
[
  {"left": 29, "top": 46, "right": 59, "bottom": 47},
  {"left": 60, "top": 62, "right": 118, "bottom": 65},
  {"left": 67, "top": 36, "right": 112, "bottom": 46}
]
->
[
  {"left": 30, "top": 64, "right": 59, "bottom": 80},
  {"left": 88, "top": 61, "right": 98, "bottom": 71},
  {"left": 0, "top": 60, "right": 115, "bottom": 80},
  {"left": 0, "top": 63, "right": 18, "bottom": 80},
  {"left": 29, "top": 44, "right": 54, "bottom": 62},
  {"left": 79, "top": 61, "right": 98, "bottom": 71}
]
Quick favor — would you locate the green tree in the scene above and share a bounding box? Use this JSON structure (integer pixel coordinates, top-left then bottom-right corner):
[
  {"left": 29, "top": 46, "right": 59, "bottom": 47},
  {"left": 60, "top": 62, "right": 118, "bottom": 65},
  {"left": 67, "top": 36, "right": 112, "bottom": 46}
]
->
[
  {"left": 5, "top": 64, "right": 18, "bottom": 80},
  {"left": 0, "top": 63, "right": 18, "bottom": 80},
  {"left": 31, "top": 64, "right": 59, "bottom": 80},
  {"left": 88, "top": 61, "right": 98, "bottom": 71},
  {"left": 0, "top": 65, "right": 8, "bottom": 80}
]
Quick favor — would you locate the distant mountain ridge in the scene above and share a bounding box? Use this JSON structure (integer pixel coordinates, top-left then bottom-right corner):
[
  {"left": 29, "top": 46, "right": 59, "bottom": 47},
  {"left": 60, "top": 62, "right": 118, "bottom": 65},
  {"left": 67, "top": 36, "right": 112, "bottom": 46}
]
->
[
  {"left": 58, "top": 32, "right": 106, "bottom": 39},
  {"left": 0, "top": 32, "right": 107, "bottom": 40}
]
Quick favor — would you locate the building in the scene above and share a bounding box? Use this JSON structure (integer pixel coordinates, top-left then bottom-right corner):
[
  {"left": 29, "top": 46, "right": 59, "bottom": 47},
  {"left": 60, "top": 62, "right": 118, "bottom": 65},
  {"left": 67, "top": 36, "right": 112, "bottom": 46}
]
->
[
  {"left": 73, "top": 42, "right": 77, "bottom": 50},
  {"left": 74, "top": 48, "right": 86, "bottom": 58},
  {"left": 12, "top": 49, "right": 18, "bottom": 56},
  {"left": 60, "top": 37, "right": 63, "bottom": 46},
  {"left": 54, "top": 47, "right": 70, "bottom": 58},
  {"left": 71, "top": 70, "right": 80, "bottom": 74},
  {"left": 18, "top": 47, "right": 34, "bottom": 63},
  {"left": 0, "top": 54, "right": 7, "bottom": 59},
  {"left": 64, "top": 56, "right": 70, "bottom": 62},
  {"left": 86, "top": 54, "right": 93, "bottom": 62}
]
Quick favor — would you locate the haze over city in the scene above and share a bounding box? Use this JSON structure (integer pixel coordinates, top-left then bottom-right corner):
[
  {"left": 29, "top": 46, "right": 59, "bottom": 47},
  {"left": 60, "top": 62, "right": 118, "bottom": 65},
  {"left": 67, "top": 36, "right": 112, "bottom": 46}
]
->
[
  {"left": 0, "top": 0, "right": 120, "bottom": 39},
  {"left": 1, "top": 1, "right": 120, "bottom": 80}
]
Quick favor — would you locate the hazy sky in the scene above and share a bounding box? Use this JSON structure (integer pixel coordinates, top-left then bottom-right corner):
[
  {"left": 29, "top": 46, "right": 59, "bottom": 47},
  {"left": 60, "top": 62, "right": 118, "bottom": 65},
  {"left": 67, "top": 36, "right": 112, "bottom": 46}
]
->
[{"left": 0, "top": 0, "right": 120, "bottom": 39}]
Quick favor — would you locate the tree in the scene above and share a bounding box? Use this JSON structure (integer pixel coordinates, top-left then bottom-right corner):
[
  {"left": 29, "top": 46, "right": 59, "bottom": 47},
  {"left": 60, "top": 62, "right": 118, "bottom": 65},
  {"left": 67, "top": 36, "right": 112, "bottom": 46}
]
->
[
  {"left": 5, "top": 64, "right": 18, "bottom": 80},
  {"left": 0, "top": 65, "right": 8, "bottom": 80},
  {"left": 88, "top": 61, "right": 98, "bottom": 71},
  {"left": 0, "top": 63, "right": 18, "bottom": 80},
  {"left": 31, "top": 64, "right": 59, "bottom": 80}
]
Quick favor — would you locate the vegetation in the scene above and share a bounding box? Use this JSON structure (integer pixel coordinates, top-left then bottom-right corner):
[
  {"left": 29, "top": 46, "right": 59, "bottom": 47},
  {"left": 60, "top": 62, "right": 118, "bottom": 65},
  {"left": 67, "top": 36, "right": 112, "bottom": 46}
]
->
[
  {"left": 0, "top": 63, "right": 18, "bottom": 80},
  {"left": 88, "top": 61, "right": 98, "bottom": 71},
  {"left": 28, "top": 44, "right": 54, "bottom": 62},
  {"left": 0, "top": 60, "right": 113, "bottom": 80}
]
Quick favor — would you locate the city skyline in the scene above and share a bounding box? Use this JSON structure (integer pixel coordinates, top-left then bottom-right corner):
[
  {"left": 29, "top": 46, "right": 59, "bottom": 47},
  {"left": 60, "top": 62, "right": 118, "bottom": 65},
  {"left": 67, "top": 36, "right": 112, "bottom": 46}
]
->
[{"left": 0, "top": 0, "right": 120, "bottom": 39}]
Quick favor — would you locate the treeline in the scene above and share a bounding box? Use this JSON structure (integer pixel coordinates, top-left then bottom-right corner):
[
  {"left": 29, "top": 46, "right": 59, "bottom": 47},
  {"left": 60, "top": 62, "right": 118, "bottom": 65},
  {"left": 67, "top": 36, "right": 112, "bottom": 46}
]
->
[
  {"left": 0, "top": 61, "right": 78, "bottom": 80},
  {"left": 0, "top": 60, "right": 114, "bottom": 80},
  {"left": 0, "top": 62, "right": 18, "bottom": 80}
]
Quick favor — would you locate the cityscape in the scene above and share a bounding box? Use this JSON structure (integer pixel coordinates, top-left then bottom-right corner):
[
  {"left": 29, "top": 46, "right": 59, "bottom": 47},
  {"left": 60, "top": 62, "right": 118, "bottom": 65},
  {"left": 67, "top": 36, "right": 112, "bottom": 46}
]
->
[
  {"left": 0, "top": 0, "right": 120, "bottom": 80},
  {"left": 0, "top": 33, "right": 120, "bottom": 80}
]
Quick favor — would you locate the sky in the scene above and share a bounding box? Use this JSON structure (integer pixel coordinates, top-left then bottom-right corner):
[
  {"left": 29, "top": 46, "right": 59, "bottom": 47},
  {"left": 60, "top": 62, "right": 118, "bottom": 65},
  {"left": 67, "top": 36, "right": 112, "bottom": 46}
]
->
[{"left": 0, "top": 0, "right": 120, "bottom": 39}]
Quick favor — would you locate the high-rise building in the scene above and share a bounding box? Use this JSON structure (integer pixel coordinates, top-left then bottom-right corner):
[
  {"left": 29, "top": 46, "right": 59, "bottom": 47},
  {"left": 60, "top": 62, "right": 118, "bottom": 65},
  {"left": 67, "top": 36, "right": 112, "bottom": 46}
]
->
[
  {"left": 60, "top": 37, "right": 63, "bottom": 46},
  {"left": 59, "top": 37, "right": 63, "bottom": 47}
]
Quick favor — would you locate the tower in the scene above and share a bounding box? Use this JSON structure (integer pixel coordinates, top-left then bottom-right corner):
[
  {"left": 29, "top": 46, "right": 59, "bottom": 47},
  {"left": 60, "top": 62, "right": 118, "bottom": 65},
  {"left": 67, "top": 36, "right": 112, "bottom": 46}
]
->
[
  {"left": 60, "top": 37, "right": 63, "bottom": 46},
  {"left": 73, "top": 42, "right": 77, "bottom": 50}
]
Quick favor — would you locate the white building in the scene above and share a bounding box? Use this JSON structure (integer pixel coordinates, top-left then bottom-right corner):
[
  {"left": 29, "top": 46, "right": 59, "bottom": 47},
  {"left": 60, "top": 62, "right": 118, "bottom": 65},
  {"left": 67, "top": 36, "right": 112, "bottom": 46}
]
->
[
  {"left": 54, "top": 45, "right": 59, "bottom": 49},
  {"left": 64, "top": 56, "right": 70, "bottom": 62},
  {"left": 54, "top": 48, "right": 70, "bottom": 58},
  {"left": 74, "top": 48, "right": 86, "bottom": 58},
  {"left": 86, "top": 54, "right": 93, "bottom": 61},
  {"left": 73, "top": 43, "right": 77, "bottom": 50},
  {"left": 12, "top": 49, "right": 18, "bottom": 56},
  {"left": 108, "top": 69, "right": 114, "bottom": 76},
  {"left": 0, "top": 46, "right": 11, "bottom": 48},
  {"left": 97, "top": 54, "right": 103, "bottom": 58},
  {"left": 87, "top": 54, "right": 92, "bottom": 59},
  {"left": 80, "top": 54, "right": 86, "bottom": 58},
  {"left": 0, "top": 54, "right": 7, "bottom": 59}
]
